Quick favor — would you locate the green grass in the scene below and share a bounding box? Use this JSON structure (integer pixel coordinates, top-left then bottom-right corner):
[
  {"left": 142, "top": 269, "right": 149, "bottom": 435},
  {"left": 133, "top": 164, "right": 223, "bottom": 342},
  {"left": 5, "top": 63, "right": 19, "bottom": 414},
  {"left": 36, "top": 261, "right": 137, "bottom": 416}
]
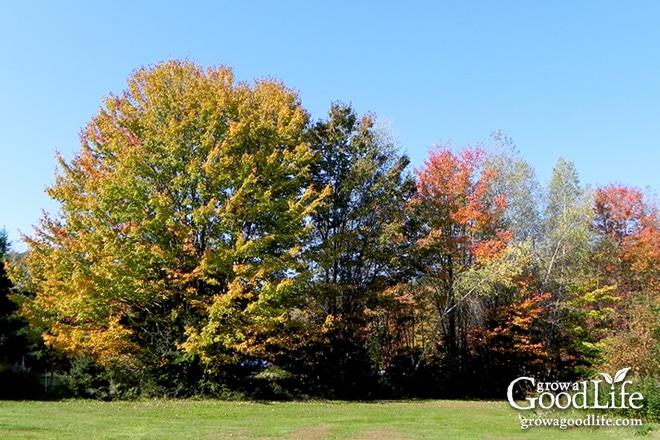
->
[{"left": 0, "top": 399, "right": 657, "bottom": 439}]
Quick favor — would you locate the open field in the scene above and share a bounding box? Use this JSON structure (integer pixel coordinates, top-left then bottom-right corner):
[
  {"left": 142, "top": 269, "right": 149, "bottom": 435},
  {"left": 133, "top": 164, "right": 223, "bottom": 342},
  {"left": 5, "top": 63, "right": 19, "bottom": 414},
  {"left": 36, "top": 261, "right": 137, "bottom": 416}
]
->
[{"left": 0, "top": 399, "right": 657, "bottom": 440}]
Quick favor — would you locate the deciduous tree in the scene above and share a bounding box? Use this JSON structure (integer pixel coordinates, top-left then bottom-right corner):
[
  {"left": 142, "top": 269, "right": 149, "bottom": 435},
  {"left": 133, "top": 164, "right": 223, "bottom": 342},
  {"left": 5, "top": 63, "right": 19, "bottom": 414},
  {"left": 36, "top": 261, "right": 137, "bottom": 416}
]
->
[
  {"left": 271, "top": 103, "right": 415, "bottom": 397},
  {"left": 15, "top": 61, "right": 325, "bottom": 384},
  {"left": 411, "top": 145, "right": 511, "bottom": 373},
  {"left": 593, "top": 184, "right": 660, "bottom": 376}
]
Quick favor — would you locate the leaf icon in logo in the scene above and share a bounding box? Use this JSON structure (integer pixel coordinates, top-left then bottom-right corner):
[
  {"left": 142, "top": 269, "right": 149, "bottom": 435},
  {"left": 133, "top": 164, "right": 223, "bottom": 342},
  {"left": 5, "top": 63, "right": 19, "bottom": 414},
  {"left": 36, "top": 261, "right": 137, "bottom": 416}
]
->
[
  {"left": 613, "top": 367, "right": 631, "bottom": 384},
  {"left": 599, "top": 373, "right": 613, "bottom": 385}
]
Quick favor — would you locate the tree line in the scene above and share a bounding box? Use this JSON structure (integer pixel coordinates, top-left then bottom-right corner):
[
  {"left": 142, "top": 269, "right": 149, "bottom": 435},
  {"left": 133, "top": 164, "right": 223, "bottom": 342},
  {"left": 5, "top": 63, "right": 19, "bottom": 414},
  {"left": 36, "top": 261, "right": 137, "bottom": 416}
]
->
[{"left": 2, "top": 60, "right": 660, "bottom": 402}]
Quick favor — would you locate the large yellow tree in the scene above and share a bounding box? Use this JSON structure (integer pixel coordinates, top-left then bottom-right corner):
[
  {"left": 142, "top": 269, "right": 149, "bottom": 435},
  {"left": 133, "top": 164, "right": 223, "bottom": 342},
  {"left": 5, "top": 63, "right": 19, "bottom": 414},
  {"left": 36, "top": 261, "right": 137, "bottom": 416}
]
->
[{"left": 14, "top": 60, "right": 326, "bottom": 372}]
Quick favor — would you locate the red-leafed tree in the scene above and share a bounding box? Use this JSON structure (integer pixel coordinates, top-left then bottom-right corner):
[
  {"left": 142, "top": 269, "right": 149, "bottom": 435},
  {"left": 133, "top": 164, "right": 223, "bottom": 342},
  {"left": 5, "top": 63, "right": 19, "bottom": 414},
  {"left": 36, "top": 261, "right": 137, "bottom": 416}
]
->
[
  {"left": 594, "top": 185, "right": 660, "bottom": 294},
  {"left": 409, "top": 145, "right": 513, "bottom": 376},
  {"left": 593, "top": 185, "right": 660, "bottom": 375}
]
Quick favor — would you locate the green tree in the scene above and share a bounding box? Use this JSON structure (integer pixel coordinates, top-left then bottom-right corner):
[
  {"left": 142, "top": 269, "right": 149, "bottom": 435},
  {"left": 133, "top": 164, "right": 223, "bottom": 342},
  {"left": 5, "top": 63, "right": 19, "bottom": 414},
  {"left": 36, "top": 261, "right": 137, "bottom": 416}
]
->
[
  {"left": 0, "top": 231, "right": 46, "bottom": 398},
  {"left": 541, "top": 158, "right": 594, "bottom": 289},
  {"left": 14, "top": 60, "right": 326, "bottom": 393},
  {"left": 278, "top": 103, "right": 415, "bottom": 397},
  {"left": 537, "top": 159, "right": 608, "bottom": 379},
  {"left": 0, "top": 230, "right": 23, "bottom": 364}
]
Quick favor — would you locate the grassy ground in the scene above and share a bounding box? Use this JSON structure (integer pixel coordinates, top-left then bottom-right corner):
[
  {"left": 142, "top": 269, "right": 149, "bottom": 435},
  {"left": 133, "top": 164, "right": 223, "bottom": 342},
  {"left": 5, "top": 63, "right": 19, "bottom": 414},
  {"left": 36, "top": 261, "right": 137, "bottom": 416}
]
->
[{"left": 0, "top": 399, "right": 657, "bottom": 439}]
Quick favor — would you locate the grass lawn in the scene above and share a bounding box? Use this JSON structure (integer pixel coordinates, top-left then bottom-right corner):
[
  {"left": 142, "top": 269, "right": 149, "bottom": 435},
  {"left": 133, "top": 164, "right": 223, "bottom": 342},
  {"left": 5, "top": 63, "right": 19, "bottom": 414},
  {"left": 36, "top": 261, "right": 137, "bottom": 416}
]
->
[{"left": 0, "top": 399, "right": 657, "bottom": 439}]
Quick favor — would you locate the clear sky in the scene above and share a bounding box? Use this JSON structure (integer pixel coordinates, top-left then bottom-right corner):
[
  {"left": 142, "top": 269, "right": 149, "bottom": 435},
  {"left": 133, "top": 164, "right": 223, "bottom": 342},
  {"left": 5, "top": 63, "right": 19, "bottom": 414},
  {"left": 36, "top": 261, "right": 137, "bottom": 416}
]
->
[{"left": 2, "top": 1, "right": 660, "bottom": 250}]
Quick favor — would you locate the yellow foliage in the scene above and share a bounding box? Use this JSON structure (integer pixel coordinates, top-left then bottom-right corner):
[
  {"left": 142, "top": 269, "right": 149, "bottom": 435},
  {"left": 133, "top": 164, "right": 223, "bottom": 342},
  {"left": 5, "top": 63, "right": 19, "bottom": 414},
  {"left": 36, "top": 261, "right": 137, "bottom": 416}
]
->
[{"left": 15, "top": 59, "right": 327, "bottom": 368}]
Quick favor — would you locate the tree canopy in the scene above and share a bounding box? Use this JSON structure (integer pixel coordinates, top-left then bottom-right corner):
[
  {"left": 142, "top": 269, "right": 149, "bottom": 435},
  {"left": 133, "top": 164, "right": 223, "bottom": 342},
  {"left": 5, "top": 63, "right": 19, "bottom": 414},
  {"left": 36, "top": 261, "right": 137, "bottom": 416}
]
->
[
  {"left": 6, "top": 60, "right": 660, "bottom": 402},
  {"left": 17, "top": 60, "right": 327, "bottom": 380}
]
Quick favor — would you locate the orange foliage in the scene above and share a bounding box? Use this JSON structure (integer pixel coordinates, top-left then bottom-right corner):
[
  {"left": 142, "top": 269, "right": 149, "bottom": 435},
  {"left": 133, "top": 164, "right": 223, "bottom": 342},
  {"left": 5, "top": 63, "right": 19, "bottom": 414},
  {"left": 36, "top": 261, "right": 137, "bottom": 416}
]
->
[
  {"left": 595, "top": 185, "right": 649, "bottom": 243},
  {"left": 469, "top": 292, "right": 551, "bottom": 368},
  {"left": 415, "top": 145, "right": 509, "bottom": 265},
  {"left": 595, "top": 184, "right": 660, "bottom": 290}
]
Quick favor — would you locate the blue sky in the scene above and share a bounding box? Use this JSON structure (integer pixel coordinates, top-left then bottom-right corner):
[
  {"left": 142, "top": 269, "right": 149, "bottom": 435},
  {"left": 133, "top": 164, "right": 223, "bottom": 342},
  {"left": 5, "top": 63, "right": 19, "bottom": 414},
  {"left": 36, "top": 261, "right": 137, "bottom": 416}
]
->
[{"left": 2, "top": 1, "right": 660, "bottom": 250}]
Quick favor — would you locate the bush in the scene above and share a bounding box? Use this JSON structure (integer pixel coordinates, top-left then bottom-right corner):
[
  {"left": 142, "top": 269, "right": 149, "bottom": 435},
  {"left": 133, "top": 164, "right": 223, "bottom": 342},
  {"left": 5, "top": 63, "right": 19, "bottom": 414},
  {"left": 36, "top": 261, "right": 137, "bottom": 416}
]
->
[
  {"left": 617, "top": 377, "right": 660, "bottom": 422},
  {"left": 59, "top": 357, "right": 148, "bottom": 400}
]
